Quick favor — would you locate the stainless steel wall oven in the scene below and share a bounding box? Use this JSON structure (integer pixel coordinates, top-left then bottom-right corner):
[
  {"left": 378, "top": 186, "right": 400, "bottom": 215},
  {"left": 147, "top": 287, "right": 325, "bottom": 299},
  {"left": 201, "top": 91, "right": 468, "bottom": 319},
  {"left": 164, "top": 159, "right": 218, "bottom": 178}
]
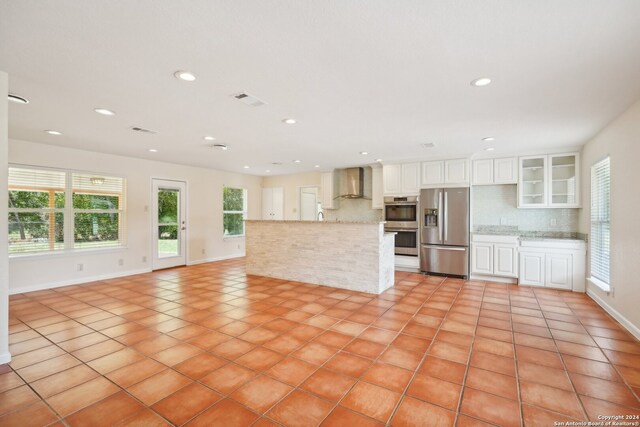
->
[{"left": 384, "top": 196, "right": 418, "bottom": 256}]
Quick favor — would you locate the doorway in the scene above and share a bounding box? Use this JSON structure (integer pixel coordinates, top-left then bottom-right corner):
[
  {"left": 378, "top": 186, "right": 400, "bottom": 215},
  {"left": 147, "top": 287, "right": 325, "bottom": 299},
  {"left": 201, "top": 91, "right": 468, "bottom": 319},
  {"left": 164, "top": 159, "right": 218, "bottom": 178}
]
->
[
  {"left": 299, "top": 186, "right": 321, "bottom": 221},
  {"left": 152, "top": 179, "right": 187, "bottom": 270}
]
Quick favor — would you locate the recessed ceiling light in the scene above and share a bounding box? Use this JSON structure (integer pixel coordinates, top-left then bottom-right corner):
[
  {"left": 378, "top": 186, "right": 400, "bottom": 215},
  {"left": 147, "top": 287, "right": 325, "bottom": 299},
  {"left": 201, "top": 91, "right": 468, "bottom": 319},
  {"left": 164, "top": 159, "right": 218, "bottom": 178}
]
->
[
  {"left": 485, "top": 147, "right": 495, "bottom": 151},
  {"left": 203, "top": 136, "right": 215, "bottom": 141},
  {"left": 482, "top": 137, "right": 495, "bottom": 141},
  {"left": 243, "top": 165, "right": 250, "bottom": 169},
  {"left": 375, "top": 158, "right": 383, "bottom": 162},
  {"left": 265, "top": 169, "right": 271, "bottom": 173},
  {"left": 471, "top": 77, "right": 492, "bottom": 87},
  {"left": 314, "top": 165, "right": 320, "bottom": 168},
  {"left": 272, "top": 162, "right": 283, "bottom": 166},
  {"left": 8, "top": 94, "right": 29, "bottom": 104},
  {"left": 360, "top": 151, "right": 369, "bottom": 155},
  {"left": 94, "top": 108, "right": 115, "bottom": 116},
  {"left": 45, "top": 130, "right": 62, "bottom": 135},
  {"left": 293, "top": 160, "right": 301, "bottom": 163},
  {"left": 212, "top": 144, "right": 228, "bottom": 150},
  {"left": 282, "top": 118, "right": 296, "bottom": 124},
  {"left": 174, "top": 70, "right": 196, "bottom": 82},
  {"left": 148, "top": 148, "right": 158, "bottom": 153}
]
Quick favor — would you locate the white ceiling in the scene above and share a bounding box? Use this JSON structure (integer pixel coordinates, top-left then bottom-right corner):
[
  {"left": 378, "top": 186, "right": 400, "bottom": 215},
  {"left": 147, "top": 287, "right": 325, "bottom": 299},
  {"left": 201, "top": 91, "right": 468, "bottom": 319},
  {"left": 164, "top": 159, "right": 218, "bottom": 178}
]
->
[{"left": 2, "top": 1, "right": 640, "bottom": 176}]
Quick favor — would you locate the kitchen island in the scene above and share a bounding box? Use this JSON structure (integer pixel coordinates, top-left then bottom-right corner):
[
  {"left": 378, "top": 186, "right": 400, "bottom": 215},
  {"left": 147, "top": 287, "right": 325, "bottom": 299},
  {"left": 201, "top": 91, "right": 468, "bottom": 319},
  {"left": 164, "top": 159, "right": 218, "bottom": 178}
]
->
[{"left": 245, "top": 220, "right": 395, "bottom": 294}]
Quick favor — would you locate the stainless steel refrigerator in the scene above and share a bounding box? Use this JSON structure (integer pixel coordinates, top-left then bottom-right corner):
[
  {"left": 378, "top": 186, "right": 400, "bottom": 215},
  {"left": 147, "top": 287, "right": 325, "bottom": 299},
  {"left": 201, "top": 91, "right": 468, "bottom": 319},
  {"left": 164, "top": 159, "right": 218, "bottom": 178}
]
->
[{"left": 420, "top": 187, "right": 470, "bottom": 277}]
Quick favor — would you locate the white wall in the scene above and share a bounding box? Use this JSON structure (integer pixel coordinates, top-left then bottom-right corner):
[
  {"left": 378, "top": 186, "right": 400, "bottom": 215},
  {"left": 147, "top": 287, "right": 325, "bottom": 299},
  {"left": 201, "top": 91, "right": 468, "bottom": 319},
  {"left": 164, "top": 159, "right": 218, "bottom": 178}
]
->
[
  {"left": 0, "top": 71, "right": 10, "bottom": 363},
  {"left": 579, "top": 98, "right": 640, "bottom": 336},
  {"left": 8, "top": 139, "right": 263, "bottom": 294},
  {"left": 262, "top": 171, "right": 321, "bottom": 220}
]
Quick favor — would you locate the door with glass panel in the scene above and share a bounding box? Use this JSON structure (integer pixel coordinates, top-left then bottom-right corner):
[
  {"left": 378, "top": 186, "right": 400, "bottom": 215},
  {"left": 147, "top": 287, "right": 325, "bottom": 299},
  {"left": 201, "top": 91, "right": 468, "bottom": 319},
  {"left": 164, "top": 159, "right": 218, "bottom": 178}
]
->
[{"left": 152, "top": 179, "right": 186, "bottom": 270}]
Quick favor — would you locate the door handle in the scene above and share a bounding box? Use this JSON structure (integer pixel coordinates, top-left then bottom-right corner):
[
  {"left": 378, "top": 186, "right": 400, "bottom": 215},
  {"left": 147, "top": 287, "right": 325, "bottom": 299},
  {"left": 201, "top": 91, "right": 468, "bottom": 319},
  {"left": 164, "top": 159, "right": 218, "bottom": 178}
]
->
[
  {"left": 181, "top": 226, "right": 186, "bottom": 231},
  {"left": 438, "top": 192, "right": 443, "bottom": 242},
  {"left": 422, "top": 244, "right": 466, "bottom": 251},
  {"left": 444, "top": 191, "right": 448, "bottom": 241}
]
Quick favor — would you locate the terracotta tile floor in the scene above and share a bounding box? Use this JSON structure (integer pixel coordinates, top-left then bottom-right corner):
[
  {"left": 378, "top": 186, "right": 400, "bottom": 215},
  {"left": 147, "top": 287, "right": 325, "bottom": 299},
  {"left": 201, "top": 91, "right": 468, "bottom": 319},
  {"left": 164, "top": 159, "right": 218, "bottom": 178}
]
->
[{"left": 2, "top": 258, "right": 640, "bottom": 426}]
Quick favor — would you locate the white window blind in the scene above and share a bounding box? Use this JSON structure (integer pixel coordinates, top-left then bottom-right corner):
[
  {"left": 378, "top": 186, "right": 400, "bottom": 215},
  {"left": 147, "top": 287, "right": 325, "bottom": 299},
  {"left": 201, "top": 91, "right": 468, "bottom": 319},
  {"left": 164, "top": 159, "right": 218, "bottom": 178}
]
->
[
  {"left": 8, "top": 165, "right": 126, "bottom": 255},
  {"left": 590, "top": 157, "right": 610, "bottom": 286}
]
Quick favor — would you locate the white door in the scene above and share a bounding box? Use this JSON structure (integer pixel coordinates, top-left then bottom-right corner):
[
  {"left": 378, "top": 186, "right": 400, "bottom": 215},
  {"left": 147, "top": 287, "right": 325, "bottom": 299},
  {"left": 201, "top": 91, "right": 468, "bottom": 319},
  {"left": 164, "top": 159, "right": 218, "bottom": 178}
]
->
[
  {"left": 262, "top": 188, "right": 273, "bottom": 219},
  {"left": 519, "top": 252, "right": 545, "bottom": 286},
  {"left": 471, "top": 243, "right": 493, "bottom": 275},
  {"left": 262, "top": 187, "right": 284, "bottom": 220},
  {"left": 546, "top": 253, "right": 572, "bottom": 289},
  {"left": 152, "top": 179, "right": 187, "bottom": 270},
  {"left": 300, "top": 187, "right": 319, "bottom": 220},
  {"left": 494, "top": 244, "right": 518, "bottom": 278}
]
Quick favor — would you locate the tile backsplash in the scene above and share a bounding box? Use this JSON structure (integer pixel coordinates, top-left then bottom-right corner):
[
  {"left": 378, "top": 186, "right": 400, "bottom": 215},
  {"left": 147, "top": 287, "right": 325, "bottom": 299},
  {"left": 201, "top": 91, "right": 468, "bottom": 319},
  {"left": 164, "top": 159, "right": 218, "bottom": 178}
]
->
[
  {"left": 324, "top": 166, "right": 384, "bottom": 222},
  {"left": 472, "top": 184, "right": 579, "bottom": 232}
]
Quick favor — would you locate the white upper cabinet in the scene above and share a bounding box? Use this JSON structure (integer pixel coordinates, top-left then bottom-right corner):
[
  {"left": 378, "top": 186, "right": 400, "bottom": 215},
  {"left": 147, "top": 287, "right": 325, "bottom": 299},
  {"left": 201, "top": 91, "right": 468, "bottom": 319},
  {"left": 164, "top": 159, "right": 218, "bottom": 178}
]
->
[
  {"left": 472, "top": 157, "right": 517, "bottom": 185},
  {"left": 401, "top": 163, "right": 420, "bottom": 195},
  {"left": 549, "top": 153, "right": 580, "bottom": 207},
  {"left": 383, "top": 163, "right": 419, "bottom": 196},
  {"left": 444, "top": 158, "right": 469, "bottom": 184},
  {"left": 494, "top": 158, "right": 518, "bottom": 184},
  {"left": 320, "top": 171, "right": 340, "bottom": 209},
  {"left": 262, "top": 187, "right": 284, "bottom": 220},
  {"left": 472, "top": 159, "right": 494, "bottom": 185},
  {"left": 371, "top": 166, "right": 383, "bottom": 209},
  {"left": 421, "top": 161, "right": 444, "bottom": 186},
  {"left": 382, "top": 164, "right": 402, "bottom": 195},
  {"left": 518, "top": 152, "right": 580, "bottom": 208},
  {"left": 422, "top": 158, "right": 469, "bottom": 187},
  {"left": 519, "top": 155, "right": 548, "bottom": 207}
]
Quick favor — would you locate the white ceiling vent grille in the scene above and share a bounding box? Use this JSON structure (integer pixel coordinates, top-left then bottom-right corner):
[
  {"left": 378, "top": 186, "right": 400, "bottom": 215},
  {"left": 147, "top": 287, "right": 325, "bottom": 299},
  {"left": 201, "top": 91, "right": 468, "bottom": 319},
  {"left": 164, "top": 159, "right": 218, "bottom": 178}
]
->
[
  {"left": 421, "top": 143, "right": 436, "bottom": 149},
  {"left": 233, "top": 92, "right": 266, "bottom": 107},
  {"left": 130, "top": 126, "right": 157, "bottom": 134}
]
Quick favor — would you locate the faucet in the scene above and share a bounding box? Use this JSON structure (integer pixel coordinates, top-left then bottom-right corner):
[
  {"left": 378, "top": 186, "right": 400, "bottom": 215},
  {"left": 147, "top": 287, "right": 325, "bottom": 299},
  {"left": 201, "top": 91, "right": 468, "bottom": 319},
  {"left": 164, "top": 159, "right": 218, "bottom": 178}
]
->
[{"left": 317, "top": 211, "right": 324, "bottom": 221}]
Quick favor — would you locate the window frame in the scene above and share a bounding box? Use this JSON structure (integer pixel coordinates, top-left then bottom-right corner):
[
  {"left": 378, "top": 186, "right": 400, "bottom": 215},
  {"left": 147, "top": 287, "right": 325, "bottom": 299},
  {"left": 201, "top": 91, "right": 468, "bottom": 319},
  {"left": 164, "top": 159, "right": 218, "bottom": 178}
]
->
[
  {"left": 588, "top": 156, "right": 611, "bottom": 292},
  {"left": 223, "top": 187, "right": 248, "bottom": 238},
  {"left": 8, "top": 164, "right": 127, "bottom": 257}
]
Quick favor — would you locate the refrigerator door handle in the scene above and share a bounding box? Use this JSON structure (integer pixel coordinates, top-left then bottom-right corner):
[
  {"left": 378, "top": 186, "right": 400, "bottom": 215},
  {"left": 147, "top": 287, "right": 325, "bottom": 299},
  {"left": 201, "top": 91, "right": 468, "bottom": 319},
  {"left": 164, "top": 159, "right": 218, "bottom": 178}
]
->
[
  {"left": 438, "top": 191, "right": 443, "bottom": 242},
  {"left": 443, "top": 191, "right": 448, "bottom": 242},
  {"left": 422, "top": 244, "right": 467, "bottom": 251}
]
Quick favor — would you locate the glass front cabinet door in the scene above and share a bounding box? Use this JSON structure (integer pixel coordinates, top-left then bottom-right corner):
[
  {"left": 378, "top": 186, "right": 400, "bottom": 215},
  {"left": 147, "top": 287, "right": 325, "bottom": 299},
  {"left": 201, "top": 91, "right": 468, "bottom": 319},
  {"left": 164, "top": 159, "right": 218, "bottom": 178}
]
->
[
  {"left": 549, "top": 153, "right": 579, "bottom": 207},
  {"left": 518, "top": 153, "right": 580, "bottom": 208},
  {"left": 519, "top": 156, "right": 547, "bottom": 207}
]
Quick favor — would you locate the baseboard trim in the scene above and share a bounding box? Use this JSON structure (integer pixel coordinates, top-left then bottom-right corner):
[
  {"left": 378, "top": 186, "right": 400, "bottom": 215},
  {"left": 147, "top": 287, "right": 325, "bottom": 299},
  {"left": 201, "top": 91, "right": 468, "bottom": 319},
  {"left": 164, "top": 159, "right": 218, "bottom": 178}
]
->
[
  {"left": 0, "top": 352, "right": 12, "bottom": 364},
  {"left": 469, "top": 274, "right": 518, "bottom": 284},
  {"left": 587, "top": 288, "right": 640, "bottom": 341},
  {"left": 187, "top": 253, "right": 245, "bottom": 266},
  {"left": 9, "top": 268, "right": 152, "bottom": 295}
]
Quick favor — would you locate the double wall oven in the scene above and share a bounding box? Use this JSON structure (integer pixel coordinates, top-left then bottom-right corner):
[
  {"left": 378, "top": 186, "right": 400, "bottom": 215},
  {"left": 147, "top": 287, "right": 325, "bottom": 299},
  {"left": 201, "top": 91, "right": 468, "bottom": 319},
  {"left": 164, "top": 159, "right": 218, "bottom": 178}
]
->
[{"left": 384, "top": 196, "right": 418, "bottom": 256}]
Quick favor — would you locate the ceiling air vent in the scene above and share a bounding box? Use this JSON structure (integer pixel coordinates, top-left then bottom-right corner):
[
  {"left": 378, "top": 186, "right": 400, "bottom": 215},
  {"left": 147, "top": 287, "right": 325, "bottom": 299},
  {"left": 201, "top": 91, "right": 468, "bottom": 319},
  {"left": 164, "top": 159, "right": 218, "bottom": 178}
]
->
[
  {"left": 421, "top": 143, "right": 436, "bottom": 149},
  {"left": 233, "top": 92, "right": 266, "bottom": 107},
  {"left": 130, "top": 126, "right": 157, "bottom": 134}
]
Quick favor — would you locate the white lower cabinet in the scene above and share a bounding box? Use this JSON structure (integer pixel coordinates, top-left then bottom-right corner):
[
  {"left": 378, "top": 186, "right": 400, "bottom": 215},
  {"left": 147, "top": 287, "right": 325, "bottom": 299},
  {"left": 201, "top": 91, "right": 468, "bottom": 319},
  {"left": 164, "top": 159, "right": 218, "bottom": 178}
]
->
[
  {"left": 518, "top": 240, "right": 586, "bottom": 291},
  {"left": 471, "top": 235, "right": 519, "bottom": 278},
  {"left": 518, "top": 252, "right": 545, "bottom": 286}
]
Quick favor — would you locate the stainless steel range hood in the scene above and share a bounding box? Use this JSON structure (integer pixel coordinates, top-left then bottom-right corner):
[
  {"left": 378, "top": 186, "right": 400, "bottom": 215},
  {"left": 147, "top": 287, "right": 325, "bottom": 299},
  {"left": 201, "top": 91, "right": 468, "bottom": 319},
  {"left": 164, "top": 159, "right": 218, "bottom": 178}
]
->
[{"left": 340, "top": 167, "right": 365, "bottom": 198}]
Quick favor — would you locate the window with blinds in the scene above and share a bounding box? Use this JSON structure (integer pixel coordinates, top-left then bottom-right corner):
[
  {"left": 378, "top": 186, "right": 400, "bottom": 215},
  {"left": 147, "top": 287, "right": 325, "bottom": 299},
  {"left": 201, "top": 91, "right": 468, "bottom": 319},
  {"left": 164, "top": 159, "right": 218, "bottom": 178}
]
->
[
  {"left": 590, "top": 157, "right": 610, "bottom": 289},
  {"left": 8, "top": 166, "right": 126, "bottom": 254}
]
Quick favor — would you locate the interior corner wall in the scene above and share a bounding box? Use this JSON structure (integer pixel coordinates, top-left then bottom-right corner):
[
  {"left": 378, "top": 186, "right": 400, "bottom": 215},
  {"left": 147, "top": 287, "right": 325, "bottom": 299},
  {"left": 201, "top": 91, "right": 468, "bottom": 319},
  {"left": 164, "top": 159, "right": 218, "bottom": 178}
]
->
[
  {"left": 8, "top": 139, "right": 263, "bottom": 294},
  {"left": 579, "top": 98, "right": 640, "bottom": 337},
  {"left": 0, "top": 71, "right": 10, "bottom": 363},
  {"left": 262, "top": 171, "right": 322, "bottom": 220}
]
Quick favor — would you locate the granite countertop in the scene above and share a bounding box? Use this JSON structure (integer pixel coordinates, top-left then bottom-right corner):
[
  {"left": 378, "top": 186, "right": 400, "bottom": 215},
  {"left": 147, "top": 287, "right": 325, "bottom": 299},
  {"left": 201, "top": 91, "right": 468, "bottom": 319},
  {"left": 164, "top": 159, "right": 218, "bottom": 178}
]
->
[
  {"left": 245, "top": 219, "right": 386, "bottom": 225},
  {"left": 473, "top": 226, "right": 587, "bottom": 241}
]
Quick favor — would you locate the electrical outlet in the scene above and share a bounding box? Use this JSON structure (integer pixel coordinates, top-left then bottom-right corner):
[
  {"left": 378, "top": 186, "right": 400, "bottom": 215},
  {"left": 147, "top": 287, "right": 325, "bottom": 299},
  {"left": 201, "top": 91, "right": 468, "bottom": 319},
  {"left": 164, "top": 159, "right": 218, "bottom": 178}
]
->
[
  {"left": 550, "top": 218, "right": 557, "bottom": 226},
  {"left": 144, "top": 205, "right": 149, "bottom": 212},
  {"left": 611, "top": 286, "right": 615, "bottom": 298},
  {"left": 77, "top": 263, "right": 83, "bottom": 272},
  {"left": 118, "top": 259, "right": 124, "bottom": 266},
  {"left": 142, "top": 256, "right": 147, "bottom": 263},
  {"left": 500, "top": 217, "right": 507, "bottom": 225},
  {"left": 237, "top": 244, "right": 241, "bottom": 250},
  {"left": 202, "top": 249, "right": 206, "bottom": 255}
]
